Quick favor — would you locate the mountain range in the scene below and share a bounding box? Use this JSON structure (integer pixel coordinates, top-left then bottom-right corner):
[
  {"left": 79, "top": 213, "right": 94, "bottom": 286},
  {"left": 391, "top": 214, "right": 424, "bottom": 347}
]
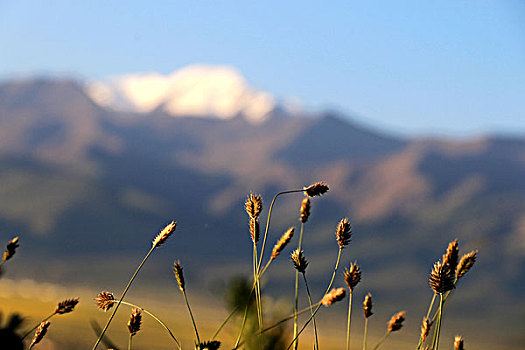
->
[{"left": 0, "top": 70, "right": 524, "bottom": 347}]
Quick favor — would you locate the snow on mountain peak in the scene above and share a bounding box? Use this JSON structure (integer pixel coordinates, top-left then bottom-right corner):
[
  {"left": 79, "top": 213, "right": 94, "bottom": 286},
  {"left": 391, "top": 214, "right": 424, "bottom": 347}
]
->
[{"left": 86, "top": 65, "right": 278, "bottom": 123}]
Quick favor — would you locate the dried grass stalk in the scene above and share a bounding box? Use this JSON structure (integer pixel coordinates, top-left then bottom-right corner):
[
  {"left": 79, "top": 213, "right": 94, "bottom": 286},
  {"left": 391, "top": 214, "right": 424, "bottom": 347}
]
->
[
  {"left": 128, "top": 308, "right": 142, "bottom": 336},
  {"left": 291, "top": 249, "right": 308, "bottom": 273},
  {"left": 245, "top": 193, "right": 263, "bottom": 219},
  {"left": 300, "top": 197, "right": 311, "bottom": 223},
  {"left": 95, "top": 291, "right": 115, "bottom": 312},
  {"left": 2, "top": 236, "right": 19, "bottom": 262},
  {"left": 363, "top": 293, "right": 373, "bottom": 318},
  {"left": 456, "top": 250, "right": 478, "bottom": 279},
  {"left": 343, "top": 261, "right": 361, "bottom": 292},
  {"left": 336, "top": 218, "right": 352, "bottom": 249},
  {"left": 303, "top": 182, "right": 329, "bottom": 197},
  {"left": 30, "top": 321, "right": 50, "bottom": 348},
  {"left": 152, "top": 221, "right": 177, "bottom": 248},
  {"left": 321, "top": 287, "right": 346, "bottom": 306},
  {"left": 387, "top": 311, "right": 406, "bottom": 333},
  {"left": 271, "top": 227, "right": 295, "bottom": 260},
  {"left": 173, "top": 261, "right": 185, "bottom": 292},
  {"left": 55, "top": 297, "right": 79, "bottom": 314}
]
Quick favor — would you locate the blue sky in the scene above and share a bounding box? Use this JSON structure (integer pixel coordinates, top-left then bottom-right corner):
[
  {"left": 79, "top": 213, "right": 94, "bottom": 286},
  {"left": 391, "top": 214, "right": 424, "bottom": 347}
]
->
[{"left": 1, "top": 0, "right": 524, "bottom": 137}]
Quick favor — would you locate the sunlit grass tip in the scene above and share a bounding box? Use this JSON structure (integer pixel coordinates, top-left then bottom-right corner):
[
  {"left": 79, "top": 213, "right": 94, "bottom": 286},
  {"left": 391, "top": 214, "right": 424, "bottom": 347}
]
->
[
  {"left": 2, "top": 236, "right": 19, "bottom": 262},
  {"left": 30, "top": 321, "right": 50, "bottom": 348},
  {"left": 95, "top": 291, "right": 115, "bottom": 312},
  {"left": 55, "top": 297, "right": 80, "bottom": 314},
  {"left": 303, "top": 182, "right": 329, "bottom": 197},
  {"left": 152, "top": 220, "right": 177, "bottom": 248},
  {"left": 322, "top": 287, "right": 346, "bottom": 306}
]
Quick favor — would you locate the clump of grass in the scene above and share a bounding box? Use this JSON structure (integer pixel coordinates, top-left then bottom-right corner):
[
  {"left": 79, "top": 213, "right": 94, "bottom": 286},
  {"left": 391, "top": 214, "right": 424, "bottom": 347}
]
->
[
  {"left": 418, "top": 240, "right": 478, "bottom": 350},
  {"left": 3, "top": 182, "right": 480, "bottom": 349}
]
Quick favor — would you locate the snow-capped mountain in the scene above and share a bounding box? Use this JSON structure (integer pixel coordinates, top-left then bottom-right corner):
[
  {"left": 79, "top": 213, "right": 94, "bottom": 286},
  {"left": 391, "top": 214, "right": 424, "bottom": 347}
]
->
[{"left": 85, "top": 65, "right": 291, "bottom": 123}]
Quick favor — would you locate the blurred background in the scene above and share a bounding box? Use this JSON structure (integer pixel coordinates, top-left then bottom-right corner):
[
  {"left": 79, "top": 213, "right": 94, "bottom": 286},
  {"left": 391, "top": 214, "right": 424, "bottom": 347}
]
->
[{"left": 1, "top": 1, "right": 524, "bottom": 349}]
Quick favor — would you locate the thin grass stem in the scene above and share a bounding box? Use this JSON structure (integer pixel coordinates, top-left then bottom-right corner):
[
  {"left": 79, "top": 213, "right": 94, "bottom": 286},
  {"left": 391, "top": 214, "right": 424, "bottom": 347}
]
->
[
  {"left": 212, "top": 305, "right": 239, "bottom": 340},
  {"left": 362, "top": 317, "right": 369, "bottom": 350},
  {"left": 432, "top": 295, "right": 444, "bottom": 350},
  {"left": 371, "top": 332, "right": 390, "bottom": 350},
  {"left": 92, "top": 245, "right": 156, "bottom": 350},
  {"left": 416, "top": 293, "right": 437, "bottom": 349},
  {"left": 286, "top": 248, "right": 343, "bottom": 350},
  {"left": 21, "top": 312, "right": 55, "bottom": 339},
  {"left": 257, "top": 189, "right": 303, "bottom": 274},
  {"left": 233, "top": 299, "right": 251, "bottom": 349},
  {"left": 293, "top": 222, "right": 306, "bottom": 350},
  {"left": 346, "top": 291, "right": 353, "bottom": 350},
  {"left": 183, "top": 289, "right": 201, "bottom": 345},
  {"left": 253, "top": 243, "right": 263, "bottom": 331},
  {"left": 302, "top": 273, "right": 319, "bottom": 350}
]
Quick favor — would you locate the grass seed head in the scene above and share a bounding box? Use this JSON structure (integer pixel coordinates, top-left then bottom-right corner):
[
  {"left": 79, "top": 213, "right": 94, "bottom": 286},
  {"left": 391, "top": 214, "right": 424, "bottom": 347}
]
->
[
  {"left": 456, "top": 250, "right": 478, "bottom": 280},
  {"left": 454, "top": 336, "right": 464, "bottom": 350},
  {"left": 2, "top": 236, "right": 19, "bottom": 262},
  {"left": 387, "top": 311, "right": 406, "bottom": 333},
  {"left": 336, "top": 218, "right": 352, "bottom": 249},
  {"left": 291, "top": 249, "right": 308, "bottom": 273},
  {"left": 95, "top": 291, "right": 115, "bottom": 312},
  {"left": 271, "top": 227, "right": 295, "bottom": 260},
  {"left": 30, "top": 321, "right": 50, "bottom": 348},
  {"left": 343, "top": 261, "right": 361, "bottom": 292},
  {"left": 363, "top": 293, "right": 373, "bottom": 318},
  {"left": 55, "top": 297, "right": 79, "bottom": 314},
  {"left": 420, "top": 317, "right": 431, "bottom": 343},
  {"left": 300, "top": 197, "right": 311, "bottom": 223},
  {"left": 429, "top": 260, "right": 456, "bottom": 295},
  {"left": 443, "top": 239, "right": 459, "bottom": 274},
  {"left": 249, "top": 217, "right": 260, "bottom": 244},
  {"left": 197, "top": 340, "right": 221, "bottom": 349},
  {"left": 173, "top": 261, "right": 185, "bottom": 292},
  {"left": 321, "top": 287, "right": 346, "bottom": 306},
  {"left": 303, "top": 182, "right": 329, "bottom": 197},
  {"left": 245, "top": 193, "right": 263, "bottom": 219},
  {"left": 152, "top": 220, "right": 177, "bottom": 248},
  {"left": 127, "top": 308, "right": 142, "bottom": 336}
]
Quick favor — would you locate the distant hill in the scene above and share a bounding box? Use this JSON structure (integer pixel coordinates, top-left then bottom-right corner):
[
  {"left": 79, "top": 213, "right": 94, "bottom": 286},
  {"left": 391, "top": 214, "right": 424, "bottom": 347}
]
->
[{"left": 1, "top": 77, "right": 524, "bottom": 347}]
